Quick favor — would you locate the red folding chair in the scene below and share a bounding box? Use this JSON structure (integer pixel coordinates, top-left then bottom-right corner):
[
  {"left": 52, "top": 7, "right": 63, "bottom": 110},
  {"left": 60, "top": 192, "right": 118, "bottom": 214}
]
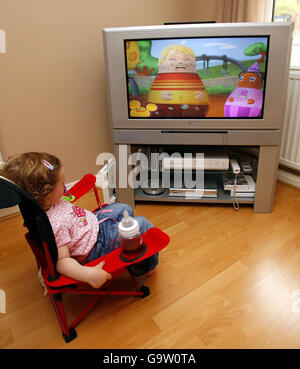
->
[{"left": 0, "top": 175, "right": 170, "bottom": 342}]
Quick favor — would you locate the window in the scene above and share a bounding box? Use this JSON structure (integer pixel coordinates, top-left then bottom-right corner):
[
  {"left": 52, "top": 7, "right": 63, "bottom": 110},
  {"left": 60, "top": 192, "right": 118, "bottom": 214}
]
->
[{"left": 273, "top": 0, "right": 300, "bottom": 69}]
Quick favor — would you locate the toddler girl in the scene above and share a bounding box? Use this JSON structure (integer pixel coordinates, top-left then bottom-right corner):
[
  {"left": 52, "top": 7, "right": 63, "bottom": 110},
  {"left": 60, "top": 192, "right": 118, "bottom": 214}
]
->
[{"left": 0, "top": 152, "right": 158, "bottom": 288}]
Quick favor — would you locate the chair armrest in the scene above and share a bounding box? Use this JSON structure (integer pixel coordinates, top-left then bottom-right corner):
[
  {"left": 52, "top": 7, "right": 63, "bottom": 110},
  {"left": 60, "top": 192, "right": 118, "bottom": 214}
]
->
[
  {"left": 67, "top": 174, "right": 96, "bottom": 202},
  {"left": 43, "top": 227, "right": 170, "bottom": 288},
  {"left": 85, "top": 227, "right": 170, "bottom": 273}
]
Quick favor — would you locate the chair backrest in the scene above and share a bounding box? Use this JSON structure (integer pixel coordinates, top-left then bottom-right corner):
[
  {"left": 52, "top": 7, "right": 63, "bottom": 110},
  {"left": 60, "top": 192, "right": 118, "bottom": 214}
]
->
[{"left": 0, "top": 177, "right": 58, "bottom": 267}]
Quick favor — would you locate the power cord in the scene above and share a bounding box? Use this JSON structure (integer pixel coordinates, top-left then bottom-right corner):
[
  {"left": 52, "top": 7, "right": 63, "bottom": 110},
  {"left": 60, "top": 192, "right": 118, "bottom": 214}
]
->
[
  {"left": 232, "top": 172, "right": 239, "bottom": 211},
  {"left": 230, "top": 159, "right": 240, "bottom": 211}
]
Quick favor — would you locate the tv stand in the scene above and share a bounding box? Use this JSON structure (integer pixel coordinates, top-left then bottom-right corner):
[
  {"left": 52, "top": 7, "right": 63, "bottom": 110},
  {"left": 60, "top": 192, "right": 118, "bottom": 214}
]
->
[{"left": 113, "top": 129, "right": 281, "bottom": 213}]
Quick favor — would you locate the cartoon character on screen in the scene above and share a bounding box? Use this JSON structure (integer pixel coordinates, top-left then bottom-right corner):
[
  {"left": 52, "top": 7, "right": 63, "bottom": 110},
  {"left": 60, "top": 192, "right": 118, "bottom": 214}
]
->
[
  {"left": 129, "top": 99, "right": 158, "bottom": 117},
  {"left": 126, "top": 41, "right": 140, "bottom": 99},
  {"left": 126, "top": 41, "right": 140, "bottom": 71},
  {"left": 224, "top": 62, "right": 264, "bottom": 118},
  {"left": 147, "top": 44, "right": 209, "bottom": 118}
]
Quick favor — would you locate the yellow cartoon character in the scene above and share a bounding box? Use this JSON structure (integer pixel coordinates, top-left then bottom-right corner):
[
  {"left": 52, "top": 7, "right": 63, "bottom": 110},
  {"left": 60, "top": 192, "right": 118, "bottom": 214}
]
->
[
  {"left": 126, "top": 41, "right": 140, "bottom": 71},
  {"left": 129, "top": 99, "right": 157, "bottom": 117},
  {"left": 148, "top": 45, "right": 209, "bottom": 118}
]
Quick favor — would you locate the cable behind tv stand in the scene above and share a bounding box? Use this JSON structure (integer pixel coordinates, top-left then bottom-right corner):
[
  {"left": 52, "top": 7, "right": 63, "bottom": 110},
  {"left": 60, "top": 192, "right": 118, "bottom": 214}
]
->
[{"left": 113, "top": 129, "right": 281, "bottom": 213}]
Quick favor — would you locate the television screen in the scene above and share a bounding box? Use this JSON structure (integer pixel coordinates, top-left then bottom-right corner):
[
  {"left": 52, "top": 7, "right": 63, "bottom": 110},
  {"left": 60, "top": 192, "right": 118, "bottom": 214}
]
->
[{"left": 125, "top": 36, "right": 269, "bottom": 119}]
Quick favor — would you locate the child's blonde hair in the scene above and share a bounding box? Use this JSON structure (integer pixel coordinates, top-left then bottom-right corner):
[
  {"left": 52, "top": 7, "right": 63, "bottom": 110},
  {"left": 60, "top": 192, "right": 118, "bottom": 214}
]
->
[
  {"left": 0, "top": 152, "right": 61, "bottom": 205},
  {"left": 159, "top": 44, "right": 195, "bottom": 64}
]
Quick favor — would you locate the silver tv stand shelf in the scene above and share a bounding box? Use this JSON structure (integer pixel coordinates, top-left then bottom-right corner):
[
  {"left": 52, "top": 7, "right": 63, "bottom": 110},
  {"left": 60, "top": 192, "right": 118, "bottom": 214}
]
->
[{"left": 113, "top": 129, "right": 281, "bottom": 213}]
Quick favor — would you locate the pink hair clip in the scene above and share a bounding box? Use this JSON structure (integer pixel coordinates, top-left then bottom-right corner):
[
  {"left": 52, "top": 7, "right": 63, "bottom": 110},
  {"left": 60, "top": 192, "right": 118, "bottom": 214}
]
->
[{"left": 42, "top": 159, "right": 54, "bottom": 171}]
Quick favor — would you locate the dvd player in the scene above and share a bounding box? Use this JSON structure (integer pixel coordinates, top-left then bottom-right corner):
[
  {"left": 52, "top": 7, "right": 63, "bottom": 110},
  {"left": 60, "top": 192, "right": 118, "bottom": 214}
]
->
[
  {"left": 169, "top": 174, "right": 218, "bottom": 198},
  {"left": 162, "top": 149, "right": 229, "bottom": 171}
]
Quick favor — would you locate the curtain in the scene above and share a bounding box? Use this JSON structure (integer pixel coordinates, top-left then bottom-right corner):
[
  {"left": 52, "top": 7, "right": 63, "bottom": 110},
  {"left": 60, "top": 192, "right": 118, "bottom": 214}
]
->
[{"left": 216, "top": 0, "right": 274, "bottom": 22}]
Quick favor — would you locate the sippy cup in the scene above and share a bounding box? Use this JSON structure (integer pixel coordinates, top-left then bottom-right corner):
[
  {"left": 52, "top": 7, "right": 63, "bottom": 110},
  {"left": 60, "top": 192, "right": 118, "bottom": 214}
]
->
[{"left": 118, "top": 211, "right": 142, "bottom": 254}]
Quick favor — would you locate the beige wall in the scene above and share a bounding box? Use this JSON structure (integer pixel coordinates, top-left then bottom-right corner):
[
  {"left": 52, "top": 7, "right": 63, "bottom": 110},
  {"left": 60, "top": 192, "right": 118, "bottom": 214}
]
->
[{"left": 0, "top": 0, "right": 217, "bottom": 182}]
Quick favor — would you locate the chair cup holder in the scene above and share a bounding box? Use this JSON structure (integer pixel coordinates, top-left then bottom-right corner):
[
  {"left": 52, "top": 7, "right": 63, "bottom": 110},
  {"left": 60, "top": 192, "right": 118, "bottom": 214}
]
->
[{"left": 119, "top": 242, "right": 147, "bottom": 263}]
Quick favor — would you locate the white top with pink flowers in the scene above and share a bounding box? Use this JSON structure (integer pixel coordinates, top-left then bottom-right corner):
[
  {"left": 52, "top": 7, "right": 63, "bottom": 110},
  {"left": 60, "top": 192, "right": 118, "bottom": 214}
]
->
[{"left": 46, "top": 199, "right": 99, "bottom": 263}]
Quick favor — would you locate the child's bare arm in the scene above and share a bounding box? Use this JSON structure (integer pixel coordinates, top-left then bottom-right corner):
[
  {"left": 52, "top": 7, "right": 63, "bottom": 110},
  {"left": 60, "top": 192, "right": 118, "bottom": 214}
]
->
[{"left": 56, "top": 245, "right": 112, "bottom": 288}]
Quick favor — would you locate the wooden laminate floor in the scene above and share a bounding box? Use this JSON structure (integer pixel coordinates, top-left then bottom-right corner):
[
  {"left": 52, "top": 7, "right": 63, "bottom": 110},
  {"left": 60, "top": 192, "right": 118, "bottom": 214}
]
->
[{"left": 1, "top": 181, "right": 300, "bottom": 349}]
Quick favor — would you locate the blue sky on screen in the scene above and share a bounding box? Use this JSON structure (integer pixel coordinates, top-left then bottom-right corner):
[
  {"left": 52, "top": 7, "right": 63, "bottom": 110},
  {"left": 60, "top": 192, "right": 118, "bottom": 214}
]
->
[{"left": 150, "top": 37, "right": 268, "bottom": 66}]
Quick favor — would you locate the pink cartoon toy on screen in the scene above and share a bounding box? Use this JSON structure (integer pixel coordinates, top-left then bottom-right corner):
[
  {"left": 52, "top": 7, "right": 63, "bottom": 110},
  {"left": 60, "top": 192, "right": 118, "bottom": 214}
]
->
[{"left": 224, "top": 62, "right": 264, "bottom": 118}]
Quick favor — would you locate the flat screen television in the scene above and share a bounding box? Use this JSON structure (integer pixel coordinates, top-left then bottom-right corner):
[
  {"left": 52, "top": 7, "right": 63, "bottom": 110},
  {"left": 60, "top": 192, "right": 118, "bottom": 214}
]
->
[{"left": 103, "top": 22, "right": 293, "bottom": 131}]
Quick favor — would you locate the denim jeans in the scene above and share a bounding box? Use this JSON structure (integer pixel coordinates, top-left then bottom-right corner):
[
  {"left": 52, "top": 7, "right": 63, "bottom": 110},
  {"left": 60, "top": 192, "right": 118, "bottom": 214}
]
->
[{"left": 86, "top": 203, "right": 158, "bottom": 276}]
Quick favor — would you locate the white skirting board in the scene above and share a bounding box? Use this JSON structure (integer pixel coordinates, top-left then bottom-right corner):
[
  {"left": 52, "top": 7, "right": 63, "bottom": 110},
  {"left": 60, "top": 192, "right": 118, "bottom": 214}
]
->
[
  {"left": 278, "top": 169, "right": 300, "bottom": 189},
  {"left": 0, "top": 206, "right": 19, "bottom": 218},
  {"left": 0, "top": 158, "right": 17, "bottom": 217}
]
